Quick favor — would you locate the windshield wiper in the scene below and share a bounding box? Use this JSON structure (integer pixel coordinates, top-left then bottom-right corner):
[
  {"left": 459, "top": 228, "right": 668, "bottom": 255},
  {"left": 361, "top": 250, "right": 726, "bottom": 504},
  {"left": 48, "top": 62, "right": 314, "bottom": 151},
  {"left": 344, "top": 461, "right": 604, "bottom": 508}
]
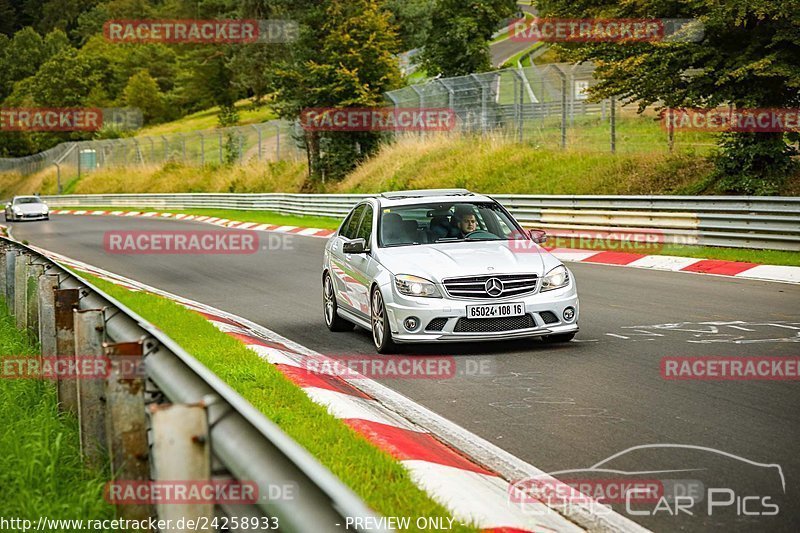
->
[
  {"left": 435, "top": 237, "right": 465, "bottom": 243},
  {"left": 465, "top": 236, "right": 501, "bottom": 241}
]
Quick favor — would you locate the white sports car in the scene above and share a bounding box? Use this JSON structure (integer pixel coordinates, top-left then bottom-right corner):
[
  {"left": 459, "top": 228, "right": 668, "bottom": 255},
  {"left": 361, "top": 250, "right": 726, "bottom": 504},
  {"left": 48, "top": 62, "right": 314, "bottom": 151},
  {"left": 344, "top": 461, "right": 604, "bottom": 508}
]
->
[
  {"left": 322, "top": 189, "right": 579, "bottom": 353},
  {"left": 4, "top": 196, "right": 50, "bottom": 222}
]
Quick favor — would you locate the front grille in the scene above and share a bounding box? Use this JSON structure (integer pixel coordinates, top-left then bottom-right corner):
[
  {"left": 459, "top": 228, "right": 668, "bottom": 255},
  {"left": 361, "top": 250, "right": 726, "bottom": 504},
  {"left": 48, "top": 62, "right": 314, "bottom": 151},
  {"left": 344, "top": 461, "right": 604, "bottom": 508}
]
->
[
  {"left": 425, "top": 317, "right": 448, "bottom": 331},
  {"left": 539, "top": 311, "right": 559, "bottom": 324},
  {"left": 442, "top": 273, "right": 538, "bottom": 299},
  {"left": 453, "top": 314, "right": 535, "bottom": 333}
]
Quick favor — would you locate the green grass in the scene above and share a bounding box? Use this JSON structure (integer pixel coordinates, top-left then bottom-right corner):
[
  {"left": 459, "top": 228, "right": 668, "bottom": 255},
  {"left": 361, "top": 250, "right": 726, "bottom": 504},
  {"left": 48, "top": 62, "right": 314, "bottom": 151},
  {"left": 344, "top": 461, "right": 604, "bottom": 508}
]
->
[
  {"left": 135, "top": 99, "right": 277, "bottom": 136},
  {"left": 77, "top": 274, "right": 478, "bottom": 532},
  {"left": 501, "top": 41, "right": 545, "bottom": 69},
  {"left": 55, "top": 205, "right": 800, "bottom": 266},
  {"left": 490, "top": 12, "right": 535, "bottom": 44},
  {"left": 60, "top": 206, "right": 342, "bottom": 230},
  {"left": 0, "top": 302, "right": 114, "bottom": 522}
]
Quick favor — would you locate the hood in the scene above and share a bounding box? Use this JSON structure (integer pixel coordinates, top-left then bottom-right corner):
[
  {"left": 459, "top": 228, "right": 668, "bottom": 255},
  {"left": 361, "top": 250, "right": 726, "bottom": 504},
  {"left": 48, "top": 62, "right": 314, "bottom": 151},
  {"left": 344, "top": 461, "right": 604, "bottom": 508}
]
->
[
  {"left": 14, "top": 203, "right": 47, "bottom": 214},
  {"left": 375, "top": 240, "right": 564, "bottom": 281}
]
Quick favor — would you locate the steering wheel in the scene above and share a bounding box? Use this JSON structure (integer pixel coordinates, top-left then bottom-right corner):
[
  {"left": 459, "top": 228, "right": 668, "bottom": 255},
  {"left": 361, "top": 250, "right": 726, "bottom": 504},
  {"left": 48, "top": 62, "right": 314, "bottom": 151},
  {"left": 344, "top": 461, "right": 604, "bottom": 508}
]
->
[{"left": 464, "top": 230, "right": 495, "bottom": 239}]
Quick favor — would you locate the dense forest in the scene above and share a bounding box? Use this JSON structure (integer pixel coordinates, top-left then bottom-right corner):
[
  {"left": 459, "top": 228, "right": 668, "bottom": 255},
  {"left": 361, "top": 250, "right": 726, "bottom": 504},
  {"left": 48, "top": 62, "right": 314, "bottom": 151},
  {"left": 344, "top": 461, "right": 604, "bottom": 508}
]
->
[{"left": 0, "top": 0, "right": 446, "bottom": 158}]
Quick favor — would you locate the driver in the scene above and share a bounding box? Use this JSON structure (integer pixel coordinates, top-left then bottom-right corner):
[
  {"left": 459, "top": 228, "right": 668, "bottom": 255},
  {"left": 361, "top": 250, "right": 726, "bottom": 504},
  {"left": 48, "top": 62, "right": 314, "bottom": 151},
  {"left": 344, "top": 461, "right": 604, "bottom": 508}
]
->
[{"left": 452, "top": 205, "right": 478, "bottom": 237}]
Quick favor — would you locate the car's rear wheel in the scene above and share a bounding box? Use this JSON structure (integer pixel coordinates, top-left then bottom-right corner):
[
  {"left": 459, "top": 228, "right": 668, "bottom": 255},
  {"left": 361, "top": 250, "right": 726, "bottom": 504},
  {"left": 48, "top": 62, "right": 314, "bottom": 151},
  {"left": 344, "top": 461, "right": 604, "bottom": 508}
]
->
[
  {"left": 370, "top": 287, "right": 396, "bottom": 354},
  {"left": 542, "top": 332, "right": 576, "bottom": 343},
  {"left": 323, "top": 273, "right": 354, "bottom": 332}
]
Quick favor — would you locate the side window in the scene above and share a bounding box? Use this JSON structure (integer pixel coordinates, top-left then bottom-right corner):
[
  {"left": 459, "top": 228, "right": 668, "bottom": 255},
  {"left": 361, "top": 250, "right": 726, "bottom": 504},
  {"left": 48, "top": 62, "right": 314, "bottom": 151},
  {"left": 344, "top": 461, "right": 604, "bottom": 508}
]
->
[
  {"left": 341, "top": 204, "right": 365, "bottom": 239},
  {"left": 355, "top": 205, "right": 374, "bottom": 244}
]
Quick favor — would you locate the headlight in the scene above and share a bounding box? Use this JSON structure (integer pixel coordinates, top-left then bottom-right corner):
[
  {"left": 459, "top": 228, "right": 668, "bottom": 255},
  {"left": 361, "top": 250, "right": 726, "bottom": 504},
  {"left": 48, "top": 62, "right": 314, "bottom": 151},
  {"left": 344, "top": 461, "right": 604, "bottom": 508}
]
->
[
  {"left": 541, "top": 265, "right": 569, "bottom": 292},
  {"left": 12, "top": 207, "right": 21, "bottom": 214},
  {"left": 394, "top": 274, "right": 441, "bottom": 298}
]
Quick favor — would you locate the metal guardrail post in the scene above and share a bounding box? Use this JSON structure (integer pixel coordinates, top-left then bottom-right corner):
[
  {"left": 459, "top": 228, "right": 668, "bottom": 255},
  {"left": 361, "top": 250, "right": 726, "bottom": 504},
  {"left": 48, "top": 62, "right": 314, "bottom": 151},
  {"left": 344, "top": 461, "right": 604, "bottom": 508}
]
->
[
  {"left": 38, "top": 274, "right": 59, "bottom": 365},
  {"left": 252, "top": 125, "right": 262, "bottom": 161},
  {"left": 75, "top": 308, "right": 107, "bottom": 468},
  {"left": 55, "top": 288, "right": 80, "bottom": 414},
  {"left": 26, "top": 262, "right": 44, "bottom": 341},
  {"left": 610, "top": 96, "right": 616, "bottom": 154},
  {"left": 104, "top": 340, "right": 153, "bottom": 522},
  {"left": 14, "top": 254, "right": 28, "bottom": 330},
  {"left": 54, "top": 162, "right": 62, "bottom": 194},
  {"left": 274, "top": 124, "right": 280, "bottom": 160},
  {"left": 5, "top": 251, "right": 15, "bottom": 312},
  {"left": 151, "top": 402, "right": 212, "bottom": 528}
]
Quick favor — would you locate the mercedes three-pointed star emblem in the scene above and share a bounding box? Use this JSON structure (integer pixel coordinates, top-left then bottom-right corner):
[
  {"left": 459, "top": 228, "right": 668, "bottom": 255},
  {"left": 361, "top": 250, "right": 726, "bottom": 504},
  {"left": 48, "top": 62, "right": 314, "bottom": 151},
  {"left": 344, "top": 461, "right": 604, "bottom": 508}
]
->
[{"left": 485, "top": 277, "right": 504, "bottom": 297}]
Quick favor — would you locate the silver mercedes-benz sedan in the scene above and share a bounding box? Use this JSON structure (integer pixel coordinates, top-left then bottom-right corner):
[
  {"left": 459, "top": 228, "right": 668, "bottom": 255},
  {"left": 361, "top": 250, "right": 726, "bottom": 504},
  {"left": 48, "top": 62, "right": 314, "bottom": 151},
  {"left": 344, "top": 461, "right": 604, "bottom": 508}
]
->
[
  {"left": 322, "top": 189, "right": 579, "bottom": 353},
  {"left": 4, "top": 195, "right": 50, "bottom": 222}
]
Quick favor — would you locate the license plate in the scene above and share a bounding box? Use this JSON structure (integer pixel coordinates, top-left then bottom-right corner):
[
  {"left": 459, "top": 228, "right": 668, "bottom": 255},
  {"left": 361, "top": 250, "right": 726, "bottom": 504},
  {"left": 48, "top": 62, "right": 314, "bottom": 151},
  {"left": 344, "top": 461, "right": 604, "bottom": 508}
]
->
[{"left": 466, "top": 302, "right": 524, "bottom": 319}]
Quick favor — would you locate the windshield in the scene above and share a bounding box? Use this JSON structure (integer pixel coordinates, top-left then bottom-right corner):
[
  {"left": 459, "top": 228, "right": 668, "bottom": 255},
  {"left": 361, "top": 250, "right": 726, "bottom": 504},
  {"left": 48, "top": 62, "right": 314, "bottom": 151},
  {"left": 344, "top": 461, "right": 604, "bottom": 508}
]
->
[
  {"left": 14, "top": 197, "right": 41, "bottom": 205},
  {"left": 378, "top": 201, "right": 526, "bottom": 247}
]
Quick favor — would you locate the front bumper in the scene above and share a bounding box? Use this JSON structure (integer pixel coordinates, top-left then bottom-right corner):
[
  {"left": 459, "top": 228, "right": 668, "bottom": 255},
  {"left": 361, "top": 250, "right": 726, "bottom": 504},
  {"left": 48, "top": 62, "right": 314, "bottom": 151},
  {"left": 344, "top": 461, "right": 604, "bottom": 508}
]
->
[
  {"left": 383, "top": 279, "right": 579, "bottom": 344},
  {"left": 14, "top": 212, "right": 48, "bottom": 220}
]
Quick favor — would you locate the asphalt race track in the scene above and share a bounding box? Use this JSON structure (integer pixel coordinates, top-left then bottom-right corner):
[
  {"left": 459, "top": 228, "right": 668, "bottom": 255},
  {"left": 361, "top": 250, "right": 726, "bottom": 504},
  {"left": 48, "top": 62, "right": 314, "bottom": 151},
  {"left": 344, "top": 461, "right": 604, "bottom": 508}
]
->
[{"left": 12, "top": 215, "right": 800, "bottom": 532}]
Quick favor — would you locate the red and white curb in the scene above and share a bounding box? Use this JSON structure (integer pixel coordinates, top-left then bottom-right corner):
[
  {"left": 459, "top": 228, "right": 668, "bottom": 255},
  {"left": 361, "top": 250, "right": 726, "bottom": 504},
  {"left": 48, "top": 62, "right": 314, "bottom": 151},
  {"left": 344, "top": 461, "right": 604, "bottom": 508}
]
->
[
  {"left": 544, "top": 247, "right": 800, "bottom": 284},
  {"left": 50, "top": 209, "right": 336, "bottom": 239},
  {"left": 28, "top": 245, "right": 647, "bottom": 533},
  {"left": 49, "top": 209, "right": 799, "bottom": 284}
]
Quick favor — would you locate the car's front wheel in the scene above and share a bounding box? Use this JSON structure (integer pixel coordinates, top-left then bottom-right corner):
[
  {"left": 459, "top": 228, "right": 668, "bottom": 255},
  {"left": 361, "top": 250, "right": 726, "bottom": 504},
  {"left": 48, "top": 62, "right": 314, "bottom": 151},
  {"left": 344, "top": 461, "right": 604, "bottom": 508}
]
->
[
  {"left": 370, "top": 287, "right": 396, "bottom": 354},
  {"left": 542, "top": 332, "right": 576, "bottom": 343},
  {"left": 323, "top": 273, "right": 354, "bottom": 332}
]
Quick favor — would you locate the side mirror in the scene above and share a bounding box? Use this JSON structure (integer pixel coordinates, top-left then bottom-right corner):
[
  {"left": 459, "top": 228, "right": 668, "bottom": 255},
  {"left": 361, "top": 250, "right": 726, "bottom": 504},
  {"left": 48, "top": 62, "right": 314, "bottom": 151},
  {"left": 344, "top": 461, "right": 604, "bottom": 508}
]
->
[
  {"left": 343, "top": 238, "right": 368, "bottom": 254},
  {"left": 528, "top": 229, "right": 547, "bottom": 244}
]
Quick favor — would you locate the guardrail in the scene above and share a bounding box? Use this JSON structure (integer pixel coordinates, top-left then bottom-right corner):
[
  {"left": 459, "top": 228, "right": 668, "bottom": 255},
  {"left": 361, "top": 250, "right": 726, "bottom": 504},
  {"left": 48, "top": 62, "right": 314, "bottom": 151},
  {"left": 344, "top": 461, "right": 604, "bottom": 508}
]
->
[
  {"left": 39, "top": 193, "right": 800, "bottom": 251},
  {"left": 0, "top": 236, "right": 386, "bottom": 532}
]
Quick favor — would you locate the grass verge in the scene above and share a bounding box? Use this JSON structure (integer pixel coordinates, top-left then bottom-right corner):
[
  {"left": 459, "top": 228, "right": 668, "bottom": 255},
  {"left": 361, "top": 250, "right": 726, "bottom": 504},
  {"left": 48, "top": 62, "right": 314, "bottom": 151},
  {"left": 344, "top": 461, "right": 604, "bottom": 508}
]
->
[
  {"left": 78, "top": 273, "right": 477, "bottom": 532},
  {"left": 55, "top": 207, "right": 800, "bottom": 266},
  {"left": 0, "top": 301, "right": 114, "bottom": 521},
  {"left": 59, "top": 206, "right": 341, "bottom": 231}
]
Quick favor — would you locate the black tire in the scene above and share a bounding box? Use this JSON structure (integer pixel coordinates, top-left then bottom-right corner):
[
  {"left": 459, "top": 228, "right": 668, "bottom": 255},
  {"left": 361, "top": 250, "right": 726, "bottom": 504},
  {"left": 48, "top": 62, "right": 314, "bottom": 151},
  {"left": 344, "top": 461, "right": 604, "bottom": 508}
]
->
[
  {"left": 323, "top": 273, "right": 354, "bottom": 332},
  {"left": 542, "top": 332, "right": 576, "bottom": 343},
  {"left": 370, "top": 287, "right": 397, "bottom": 354}
]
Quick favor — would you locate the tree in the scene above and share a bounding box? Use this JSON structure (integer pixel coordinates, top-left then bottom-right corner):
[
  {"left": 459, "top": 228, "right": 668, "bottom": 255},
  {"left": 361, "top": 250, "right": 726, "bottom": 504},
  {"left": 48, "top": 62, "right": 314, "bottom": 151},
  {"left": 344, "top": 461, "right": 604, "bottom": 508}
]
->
[
  {"left": 537, "top": 0, "right": 800, "bottom": 194},
  {"left": 272, "top": 0, "right": 402, "bottom": 185},
  {"left": 419, "top": 0, "right": 515, "bottom": 77},
  {"left": 123, "top": 70, "right": 165, "bottom": 123},
  {"left": 0, "top": 27, "right": 48, "bottom": 100},
  {"left": 385, "top": 0, "right": 435, "bottom": 51}
]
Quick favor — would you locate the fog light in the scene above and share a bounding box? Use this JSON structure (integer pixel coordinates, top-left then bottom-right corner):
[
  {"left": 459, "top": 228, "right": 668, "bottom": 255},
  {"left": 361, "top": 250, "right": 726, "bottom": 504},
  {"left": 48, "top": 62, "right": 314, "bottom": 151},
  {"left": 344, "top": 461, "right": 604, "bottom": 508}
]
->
[
  {"left": 404, "top": 317, "right": 419, "bottom": 331},
  {"left": 563, "top": 307, "right": 575, "bottom": 321}
]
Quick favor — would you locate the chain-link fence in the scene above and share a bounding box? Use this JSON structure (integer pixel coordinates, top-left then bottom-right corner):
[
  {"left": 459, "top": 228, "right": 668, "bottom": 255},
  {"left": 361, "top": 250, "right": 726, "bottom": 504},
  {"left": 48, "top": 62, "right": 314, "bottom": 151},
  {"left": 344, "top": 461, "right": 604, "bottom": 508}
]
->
[
  {"left": 2, "top": 62, "right": 719, "bottom": 183},
  {"left": 0, "top": 120, "right": 304, "bottom": 187},
  {"left": 385, "top": 62, "right": 716, "bottom": 153}
]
